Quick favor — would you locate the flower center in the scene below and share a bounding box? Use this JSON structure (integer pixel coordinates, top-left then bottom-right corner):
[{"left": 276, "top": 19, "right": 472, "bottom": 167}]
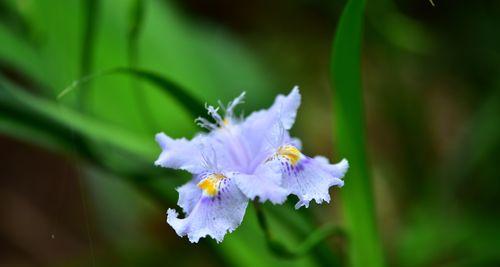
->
[
  {"left": 197, "top": 173, "right": 226, "bottom": 196},
  {"left": 277, "top": 145, "right": 302, "bottom": 166}
]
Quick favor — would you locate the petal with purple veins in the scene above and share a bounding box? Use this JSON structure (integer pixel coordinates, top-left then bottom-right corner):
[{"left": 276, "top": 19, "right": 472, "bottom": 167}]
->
[
  {"left": 274, "top": 146, "right": 347, "bottom": 209},
  {"left": 167, "top": 173, "right": 248, "bottom": 243}
]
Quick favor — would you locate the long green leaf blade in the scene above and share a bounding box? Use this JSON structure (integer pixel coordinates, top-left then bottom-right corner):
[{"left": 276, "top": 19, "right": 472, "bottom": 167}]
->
[
  {"left": 0, "top": 77, "right": 155, "bottom": 160},
  {"left": 330, "top": 0, "right": 385, "bottom": 266},
  {"left": 78, "top": 0, "right": 99, "bottom": 109},
  {"left": 58, "top": 68, "right": 205, "bottom": 119}
]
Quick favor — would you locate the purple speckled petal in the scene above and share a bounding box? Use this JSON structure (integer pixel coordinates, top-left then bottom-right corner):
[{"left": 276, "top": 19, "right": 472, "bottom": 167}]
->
[
  {"left": 167, "top": 175, "right": 248, "bottom": 243},
  {"left": 279, "top": 156, "right": 348, "bottom": 209}
]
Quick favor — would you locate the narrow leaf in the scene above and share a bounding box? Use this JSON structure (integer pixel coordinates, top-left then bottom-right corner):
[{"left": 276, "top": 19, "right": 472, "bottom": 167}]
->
[
  {"left": 78, "top": 0, "right": 99, "bottom": 109},
  {"left": 330, "top": 0, "right": 385, "bottom": 266},
  {"left": 0, "top": 76, "right": 155, "bottom": 160},
  {"left": 58, "top": 68, "right": 205, "bottom": 118}
]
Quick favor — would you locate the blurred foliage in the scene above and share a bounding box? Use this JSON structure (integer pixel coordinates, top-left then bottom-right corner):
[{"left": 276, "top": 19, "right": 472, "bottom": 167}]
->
[{"left": 1, "top": 0, "right": 500, "bottom": 266}]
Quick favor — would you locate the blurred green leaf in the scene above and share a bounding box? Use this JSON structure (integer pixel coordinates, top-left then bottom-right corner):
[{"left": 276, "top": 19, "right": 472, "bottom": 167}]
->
[
  {"left": 330, "top": 0, "right": 385, "bottom": 266},
  {"left": 127, "top": 0, "right": 144, "bottom": 68},
  {"left": 397, "top": 209, "right": 500, "bottom": 267},
  {"left": 0, "top": 24, "right": 45, "bottom": 85},
  {"left": 88, "top": 0, "right": 273, "bottom": 138},
  {"left": 78, "top": 0, "right": 99, "bottom": 109},
  {"left": 219, "top": 206, "right": 320, "bottom": 267},
  {"left": 0, "top": 76, "right": 155, "bottom": 160},
  {"left": 0, "top": 0, "right": 273, "bottom": 137},
  {"left": 58, "top": 68, "right": 205, "bottom": 118},
  {"left": 368, "top": 0, "right": 434, "bottom": 54},
  {"left": 254, "top": 201, "right": 345, "bottom": 261},
  {"left": 0, "top": 110, "right": 65, "bottom": 151}
]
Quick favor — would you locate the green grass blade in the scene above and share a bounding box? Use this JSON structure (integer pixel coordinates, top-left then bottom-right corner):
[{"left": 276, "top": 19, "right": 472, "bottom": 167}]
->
[
  {"left": 78, "top": 0, "right": 99, "bottom": 109},
  {"left": 127, "top": 0, "right": 144, "bottom": 68},
  {"left": 58, "top": 67, "right": 205, "bottom": 118},
  {"left": 0, "top": 76, "right": 155, "bottom": 160},
  {"left": 126, "top": 0, "right": 156, "bottom": 133},
  {"left": 0, "top": 24, "right": 44, "bottom": 85},
  {"left": 254, "top": 201, "right": 344, "bottom": 262},
  {"left": 330, "top": 0, "right": 385, "bottom": 267}
]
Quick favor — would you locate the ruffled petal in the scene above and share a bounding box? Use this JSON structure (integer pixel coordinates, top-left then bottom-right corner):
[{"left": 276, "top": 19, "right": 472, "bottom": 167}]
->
[
  {"left": 243, "top": 86, "right": 301, "bottom": 131},
  {"left": 273, "top": 146, "right": 347, "bottom": 209},
  {"left": 238, "top": 87, "right": 301, "bottom": 157},
  {"left": 313, "top": 156, "right": 349, "bottom": 178},
  {"left": 270, "top": 86, "right": 301, "bottom": 130},
  {"left": 176, "top": 175, "right": 202, "bottom": 215},
  {"left": 154, "top": 133, "right": 209, "bottom": 173},
  {"left": 231, "top": 160, "right": 288, "bottom": 204},
  {"left": 167, "top": 174, "right": 248, "bottom": 243}
]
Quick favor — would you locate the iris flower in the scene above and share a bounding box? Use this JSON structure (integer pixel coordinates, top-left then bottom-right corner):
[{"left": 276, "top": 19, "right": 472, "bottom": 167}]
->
[{"left": 155, "top": 87, "right": 348, "bottom": 243}]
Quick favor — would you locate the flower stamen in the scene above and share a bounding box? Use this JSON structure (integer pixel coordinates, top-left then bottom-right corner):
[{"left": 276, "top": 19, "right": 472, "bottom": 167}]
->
[
  {"left": 197, "top": 173, "right": 226, "bottom": 196},
  {"left": 277, "top": 145, "right": 302, "bottom": 166}
]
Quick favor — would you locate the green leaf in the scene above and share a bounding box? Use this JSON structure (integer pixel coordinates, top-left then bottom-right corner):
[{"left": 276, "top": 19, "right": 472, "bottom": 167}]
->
[
  {"left": 127, "top": 0, "right": 144, "bottom": 68},
  {"left": 0, "top": 76, "right": 155, "bottom": 160},
  {"left": 330, "top": 0, "right": 385, "bottom": 267},
  {"left": 0, "top": 110, "right": 65, "bottom": 151},
  {"left": 58, "top": 67, "right": 205, "bottom": 119},
  {"left": 253, "top": 201, "right": 345, "bottom": 262},
  {"left": 0, "top": 75, "right": 179, "bottom": 204},
  {"left": 367, "top": 0, "right": 434, "bottom": 54},
  {"left": 78, "top": 0, "right": 99, "bottom": 109},
  {"left": 0, "top": 24, "right": 45, "bottom": 86}
]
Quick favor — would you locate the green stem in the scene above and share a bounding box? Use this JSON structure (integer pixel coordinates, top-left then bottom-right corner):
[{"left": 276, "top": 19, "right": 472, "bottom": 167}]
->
[{"left": 254, "top": 201, "right": 346, "bottom": 259}]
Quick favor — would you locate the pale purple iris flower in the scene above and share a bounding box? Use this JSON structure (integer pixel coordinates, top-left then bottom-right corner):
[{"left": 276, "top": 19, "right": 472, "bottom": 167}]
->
[{"left": 155, "top": 87, "right": 348, "bottom": 243}]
